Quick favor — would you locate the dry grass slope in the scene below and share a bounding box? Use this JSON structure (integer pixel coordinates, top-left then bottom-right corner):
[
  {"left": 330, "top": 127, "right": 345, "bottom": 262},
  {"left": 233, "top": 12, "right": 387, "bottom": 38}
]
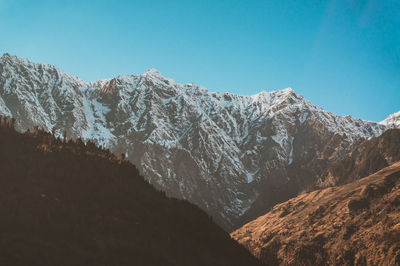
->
[{"left": 232, "top": 161, "right": 400, "bottom": 265}]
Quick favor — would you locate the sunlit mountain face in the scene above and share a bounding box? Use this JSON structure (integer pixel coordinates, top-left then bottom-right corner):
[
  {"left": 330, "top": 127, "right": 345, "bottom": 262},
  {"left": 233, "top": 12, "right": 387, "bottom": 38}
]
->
[{"left": 381, "top": 111, "right": 400, "bottom": 128}]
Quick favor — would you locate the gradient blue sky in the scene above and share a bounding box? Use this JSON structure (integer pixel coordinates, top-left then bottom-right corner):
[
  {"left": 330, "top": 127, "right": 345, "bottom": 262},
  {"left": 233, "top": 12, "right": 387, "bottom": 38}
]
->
[{"left": 0, "top": 0, "right": 399, "bottom": 121}]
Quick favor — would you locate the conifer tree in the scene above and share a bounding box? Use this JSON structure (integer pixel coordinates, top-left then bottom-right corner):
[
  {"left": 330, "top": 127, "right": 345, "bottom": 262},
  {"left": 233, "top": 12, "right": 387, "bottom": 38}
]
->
[
  {"left": 9, "top": 118, "right": 16, "bottom": 129},
  {"left": 63, "top": 131, "right": 67, "bottom": 143}
]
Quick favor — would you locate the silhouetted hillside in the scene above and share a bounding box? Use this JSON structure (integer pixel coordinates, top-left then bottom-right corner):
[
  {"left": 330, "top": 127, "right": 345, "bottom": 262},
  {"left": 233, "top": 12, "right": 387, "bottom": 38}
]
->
[{"left": 0, "top": 118, "right": 262, "bottom": 266}]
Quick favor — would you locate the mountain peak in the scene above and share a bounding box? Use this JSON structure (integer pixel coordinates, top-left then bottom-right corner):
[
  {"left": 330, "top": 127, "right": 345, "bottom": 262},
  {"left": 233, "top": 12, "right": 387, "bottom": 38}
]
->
[
  {"left": 380, "top": 110, "right": 400, "bottom": 128},
  {"left": 143, "top": 68, "right": 163, "bottom": 77},
  {"left": 251, "top": 87, "right": 296, "bottom": 101},
  {"left": 282, "top": 87, "right": 294, "bottom": 93},
  {"left": 386, "top": 110, "right": 400, "bottom": 119},
  {"left": 0, "top": 53, "right": 32, "bottom": 67},
  {"left": 1, "top": 53, "right": 11, "bottom": 60}
]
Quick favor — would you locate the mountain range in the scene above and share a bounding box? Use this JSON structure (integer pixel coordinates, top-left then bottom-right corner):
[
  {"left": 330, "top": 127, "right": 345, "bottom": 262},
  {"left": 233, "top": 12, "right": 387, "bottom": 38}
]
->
[{"left": 0, "top": 53, "right": 398, "bottom": 230}]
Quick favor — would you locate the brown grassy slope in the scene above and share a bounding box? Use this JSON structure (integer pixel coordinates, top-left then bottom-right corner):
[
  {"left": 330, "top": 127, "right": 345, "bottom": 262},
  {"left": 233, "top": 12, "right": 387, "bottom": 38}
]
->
[
  {"left": 0, "top": 124, "right": 262, "bottom": 266},
  {"left": 231, "top": 161, "right": 400, "bottom": 265}
]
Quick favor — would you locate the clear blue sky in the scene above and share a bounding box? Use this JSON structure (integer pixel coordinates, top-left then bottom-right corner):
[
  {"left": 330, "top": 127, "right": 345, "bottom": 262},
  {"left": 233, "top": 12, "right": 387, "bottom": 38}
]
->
[{"left": 0, "top": 0, "right": 399, "bottom": 121}]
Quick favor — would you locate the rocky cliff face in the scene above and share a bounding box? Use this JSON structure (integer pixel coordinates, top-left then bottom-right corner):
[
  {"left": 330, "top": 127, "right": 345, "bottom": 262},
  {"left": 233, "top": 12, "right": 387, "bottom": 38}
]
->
[
  {"left": 231, "top": 161, "right": 400, "bottom": 265},
  {"left": 0, "top": 53, "right": 394, "bottom": 229},
  {"left": 317, "top": 129, "right": 400, "bottom": 188}
]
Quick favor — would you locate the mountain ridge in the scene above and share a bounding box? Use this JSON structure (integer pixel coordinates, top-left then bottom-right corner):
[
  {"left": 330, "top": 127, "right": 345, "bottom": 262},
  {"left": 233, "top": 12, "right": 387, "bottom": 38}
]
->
[
  {"left": 0, "top": 53, "right": 397, "bottom": 229},
  {"left": 381, "top": 110, "right": 400, "bottom": 128}
]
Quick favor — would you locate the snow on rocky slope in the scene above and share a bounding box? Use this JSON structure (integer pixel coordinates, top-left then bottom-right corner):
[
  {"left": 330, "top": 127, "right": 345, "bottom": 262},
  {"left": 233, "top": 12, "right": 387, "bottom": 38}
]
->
[
  {"left": 381, "top": 110, "right": 400, "bottom": 128},
  {"left": 0, "top": 53, "right": 395, "bottom": 229}
]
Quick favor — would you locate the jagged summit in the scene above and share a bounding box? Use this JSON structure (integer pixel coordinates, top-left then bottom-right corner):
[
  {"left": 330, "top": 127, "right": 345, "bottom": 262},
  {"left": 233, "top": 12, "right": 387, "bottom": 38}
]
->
[
  {"left": 1, "top": 53, "right": 11, "bottom": 60},
  {"left": 143, "top": 67, "right": 163, "bottom": 77},
  {"left": 381, "top": 110, "right": 400, "bottom": 128},
  {"left": 252, "top": 87, "right": 294, "bottom": 96},
  {"left": 1, "top": 53, "right": 30, "bottom": 64},
  {"left": 0, "top": 54, "right": 297, "bottom": 100},
  {"left": 251, "top": 87, "right": 296, "bottom": 100},
  {"left": 0, "top": 54, "right": 85, "bottom": 87},
  {"left": 0, "top": 53, "right": 21, "bottom": 63},
  {"left": 281, "top": 87, "right": 294, "bottom": 93}
]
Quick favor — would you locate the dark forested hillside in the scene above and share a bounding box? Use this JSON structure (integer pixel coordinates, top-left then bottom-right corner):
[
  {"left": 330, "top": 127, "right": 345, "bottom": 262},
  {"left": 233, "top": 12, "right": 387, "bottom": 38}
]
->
[{"left": 0, "top": 118, "right": 262, "bottom": 266}]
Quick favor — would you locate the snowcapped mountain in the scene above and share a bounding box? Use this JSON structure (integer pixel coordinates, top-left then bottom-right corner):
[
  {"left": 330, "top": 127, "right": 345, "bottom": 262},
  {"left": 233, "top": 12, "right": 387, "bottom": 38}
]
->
[
  {"left": 0, "top": 53, "right": 395, "bottom": 229},
  {"left": 381, "top": 111, "right": 400, "bottom": 128}
]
